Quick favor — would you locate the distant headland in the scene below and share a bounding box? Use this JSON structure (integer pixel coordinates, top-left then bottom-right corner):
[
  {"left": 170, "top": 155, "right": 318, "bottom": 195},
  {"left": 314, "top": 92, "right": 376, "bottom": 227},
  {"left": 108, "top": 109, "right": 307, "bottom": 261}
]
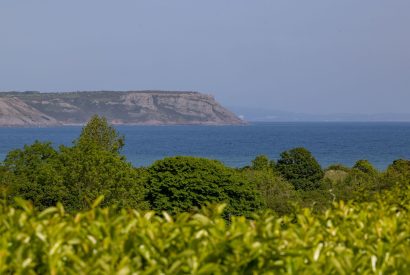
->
[{"left": 0, "top": 91, "right": 245, "bottom": 126}]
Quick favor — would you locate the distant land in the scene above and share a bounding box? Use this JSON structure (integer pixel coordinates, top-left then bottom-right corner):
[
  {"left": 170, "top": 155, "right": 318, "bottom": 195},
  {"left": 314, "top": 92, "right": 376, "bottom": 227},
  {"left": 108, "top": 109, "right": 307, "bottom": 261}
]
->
[
  {"left": 229, "top": 106, "right": 410, "bottom": 122},
  {"left": 0, "top": 91, "right": 244, "bottom": 126}
]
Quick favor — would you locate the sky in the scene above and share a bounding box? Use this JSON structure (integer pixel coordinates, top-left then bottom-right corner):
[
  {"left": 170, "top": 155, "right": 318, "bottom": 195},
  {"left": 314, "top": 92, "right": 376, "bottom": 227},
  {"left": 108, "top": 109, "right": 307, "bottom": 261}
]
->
[{"left": 0, "top": 1, "right": 409, "bottom": 115}]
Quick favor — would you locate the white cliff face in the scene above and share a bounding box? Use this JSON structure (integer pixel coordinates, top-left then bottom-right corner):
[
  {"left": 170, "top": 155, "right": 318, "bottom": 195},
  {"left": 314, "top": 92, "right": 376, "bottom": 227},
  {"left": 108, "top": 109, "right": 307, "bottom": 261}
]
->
[
  {"left": 122, "top": 93, "right": 157, "bottom": 111},
  {"left": 0, "top": 91, "right": 245, "bottom": 126},
  {"left": 122, "top": 92, "right": 243, "bottom": 124},
  {"left": 0, "top": 97, "right": 60, "bottom": 126}
]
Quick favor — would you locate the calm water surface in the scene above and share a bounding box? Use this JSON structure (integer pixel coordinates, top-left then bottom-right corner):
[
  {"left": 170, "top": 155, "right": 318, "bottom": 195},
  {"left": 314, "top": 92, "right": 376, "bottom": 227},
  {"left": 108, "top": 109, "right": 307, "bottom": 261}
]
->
[{"left": 0, "top": 122, "right": 409, "bottom": 169}]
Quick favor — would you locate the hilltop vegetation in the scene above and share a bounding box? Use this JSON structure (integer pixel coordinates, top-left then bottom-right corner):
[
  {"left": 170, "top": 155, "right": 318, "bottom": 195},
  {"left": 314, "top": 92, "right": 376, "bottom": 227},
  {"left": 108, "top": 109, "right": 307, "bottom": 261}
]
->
[{"left": 0, "top": 116, "right": 409, "bottom": 273}]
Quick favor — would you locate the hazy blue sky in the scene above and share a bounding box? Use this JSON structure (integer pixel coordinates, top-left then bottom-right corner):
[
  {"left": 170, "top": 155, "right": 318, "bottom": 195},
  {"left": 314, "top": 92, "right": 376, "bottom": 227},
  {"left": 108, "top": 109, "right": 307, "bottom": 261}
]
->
[{"left": 1, "top": 1, "right": 409, "bottom": 114}]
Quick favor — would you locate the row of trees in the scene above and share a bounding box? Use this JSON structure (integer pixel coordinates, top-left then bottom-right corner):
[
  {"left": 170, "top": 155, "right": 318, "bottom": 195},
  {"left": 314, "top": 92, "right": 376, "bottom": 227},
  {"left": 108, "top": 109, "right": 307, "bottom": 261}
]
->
[
  {"left": 0, "top": 116, "right": 263, "bottom": 217},
  {"left": 1, "top": 115, "right": 409, "bottom": 216}
]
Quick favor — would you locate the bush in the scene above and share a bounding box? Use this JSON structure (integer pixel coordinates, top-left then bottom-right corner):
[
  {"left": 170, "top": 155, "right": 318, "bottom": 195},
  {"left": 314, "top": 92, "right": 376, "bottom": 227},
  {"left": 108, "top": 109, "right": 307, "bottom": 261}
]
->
[
  {"left": 382, "top": 159, "right": 410, "bottom": 188},
  {"left": 276, "top": 147, "right": 324, "bottom": 191},
  {"left": 298, "top": 179, "right": 334, "bottom": 213},
  {"left": 241, "top": 169, "right": 299, "bottom": 215},
  {"left": 1, "top": 186, "right": 409, "bottom": 274},
  {"left": 145, "top": 156, "right": 264, "bottom": 217},
  {"left": 333, "top": 169, "right": 379, "bottom": 202},
  {"left": 352, "top": 160, "right": 378, "bottom": 176}
]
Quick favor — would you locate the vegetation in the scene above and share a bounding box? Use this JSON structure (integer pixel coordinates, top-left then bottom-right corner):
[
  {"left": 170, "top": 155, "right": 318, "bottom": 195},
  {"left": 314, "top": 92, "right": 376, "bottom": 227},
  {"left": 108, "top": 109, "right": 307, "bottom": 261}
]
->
[
  {"left": 251, "top": 154, "right": 271, "bottom": 171},
  {"left": 0, "top": 187, "right": 409, "bottom": 274},
  {"left": 353, "top": 160, "right": 379, "bottom": 176},
  {"left": 146, "top": 156, "right": 264, "bottom": 217},
  {"left": 276, "top": 147, "right": 324, "bottom": 191},
  {"left": 1, "top": 115, "right": 147, "bottom": 212},
  {"left": 240, "top": 168, "right": 299, "bottom": 216},
  {"left": 1, "top": 116, "right": 410, "bottom": 273}
]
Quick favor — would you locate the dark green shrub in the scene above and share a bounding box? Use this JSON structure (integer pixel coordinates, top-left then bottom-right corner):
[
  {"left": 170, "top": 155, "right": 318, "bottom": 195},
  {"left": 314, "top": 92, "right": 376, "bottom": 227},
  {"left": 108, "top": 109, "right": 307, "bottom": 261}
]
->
[
  {"left": 146, "top": 156, "right": 264, "bottom": 217},
  {"left": 276, "top": 147, "right": 324, "bottom": 191}
]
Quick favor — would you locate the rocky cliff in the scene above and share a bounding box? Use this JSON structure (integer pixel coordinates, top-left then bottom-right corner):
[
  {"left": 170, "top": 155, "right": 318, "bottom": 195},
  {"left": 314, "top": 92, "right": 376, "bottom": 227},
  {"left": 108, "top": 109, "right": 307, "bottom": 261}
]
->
[{"left": 0, "top": 91, "right": 244, "bottom": 126}]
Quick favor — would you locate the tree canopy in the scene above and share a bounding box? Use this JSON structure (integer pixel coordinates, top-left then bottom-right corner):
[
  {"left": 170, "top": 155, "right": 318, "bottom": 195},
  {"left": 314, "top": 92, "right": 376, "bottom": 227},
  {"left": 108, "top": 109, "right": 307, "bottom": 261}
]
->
[
  {"left": 145, "top": 156, "right": 264, "bottom": 217},
  {"left": 74, "top": 115, "right": 125, "bottom": 153},
  {"left": 2, "top": 116, "right": 146, "bottom": 211},
  {"left": 251, "top": 155, "right": 271, "bottom": 171},
  {"left": 276, "top": 147, "right": 324, "bottom": 191}
]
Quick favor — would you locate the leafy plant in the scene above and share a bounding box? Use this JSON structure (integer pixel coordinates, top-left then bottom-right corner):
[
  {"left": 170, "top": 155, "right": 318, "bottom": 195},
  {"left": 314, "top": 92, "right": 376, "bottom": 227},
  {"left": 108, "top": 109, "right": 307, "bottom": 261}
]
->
[{"left": 0, "top": 186, "right": 409, "bottom": 274}]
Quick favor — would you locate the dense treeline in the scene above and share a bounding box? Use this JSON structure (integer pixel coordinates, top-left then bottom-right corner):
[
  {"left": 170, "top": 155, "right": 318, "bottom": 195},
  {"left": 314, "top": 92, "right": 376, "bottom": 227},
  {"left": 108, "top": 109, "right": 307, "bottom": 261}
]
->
[{"left": 1, "top": 115, "right": 409, "bottom": 217}]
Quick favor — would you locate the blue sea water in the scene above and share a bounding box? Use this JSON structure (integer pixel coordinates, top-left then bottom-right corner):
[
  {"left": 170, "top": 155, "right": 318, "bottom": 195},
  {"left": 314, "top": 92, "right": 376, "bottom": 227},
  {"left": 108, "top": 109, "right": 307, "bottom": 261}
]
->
[{"left": 0, "top": 122, "right": 409, "bottom": 170}]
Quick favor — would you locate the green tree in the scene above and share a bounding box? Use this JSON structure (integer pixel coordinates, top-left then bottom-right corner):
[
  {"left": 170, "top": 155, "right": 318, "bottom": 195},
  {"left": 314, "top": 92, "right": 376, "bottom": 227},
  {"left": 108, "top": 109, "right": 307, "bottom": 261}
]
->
[
  {"left": 58, "top": 145, "right": 148, "bottom": 211},
  {"left": 330, "top": 160, "right": 381, "bottom": 203},
  {"left": 251, "top": 155, "right": 270, "bottom": 171},
  {"left": 146, "top": 156, "right": 264, "bottom": 217},
  {"left": 3, "top": 141, "right": 68, "bottom": 209},
  {"left": 328, "top": 160, "right": 381, "bottom": 202},
  {"left": 276, "top": 147, "right": 324, "bottom": 191},
  {"left": 241, "top": 169, "right": 298, "bottom": 215},
  {"left": 333, "top": 169, "right": 378, "bottom": 202},
  {"left": 352, "top": 160, "right": 378, "bottom": 176},
  {"left": 381, "top": 159, "right": 410, "bottom": 188},
  {"left": 74, "top": 115, "right": 124, "bottom": 153},
  {"left": 59, "top": 115, "right": 147, "bottom": 210},
  {"left": 298, "top": 184, "right": 334, "bottom": 213},
  {"left": 3, "top": 117, "right": 148, "bottom": 211}
]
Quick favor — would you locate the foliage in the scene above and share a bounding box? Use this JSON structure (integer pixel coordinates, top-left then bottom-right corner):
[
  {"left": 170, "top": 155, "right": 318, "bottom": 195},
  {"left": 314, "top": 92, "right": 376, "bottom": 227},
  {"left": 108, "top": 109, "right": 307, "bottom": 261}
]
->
[
  {"left": 325, "top": 164, "right": 351, "bottom": 173},
  {"left": 0, "top": 187, "right": 409, "bottom": 274},
  {"left": 1, "top": 117, "right": 147, "bottom": 211},
  {"left": 382, "top": 159, "right": 410, "bottom": 188},
  {"left": 241, "top": 169, "right": 299, "bottom": 216},
  {"left": 323, "top": 170, "right": 349, "bottom": 183},
  {"left": 145, "top": 156, "right": 264, "bottom": 217},
  {"left": 57, "top": 145, "right": 148, "bottom": 211},
  {"left": 353, "top": 160, "right": 378, "bottom": 176},
  {"left": 298, "top": 179, "right": 334, "bottom": 213},
  {"left": 0, "top": 165, "right": 14, "bottom": 198},
  {"left": 251, "top": 155, "right": 271, "bottom": 171},
  {"left": 276, "top": 147, "right": 324, "bottom": 191},
  {"left": 3, "top": 141, "right": 67, "bottom": 209},
  {"left": 74, "top": 115, "right": 124, "bottom": 153},
  {"left": 2, "top": 120, "right": 410, "bottom": 273}
]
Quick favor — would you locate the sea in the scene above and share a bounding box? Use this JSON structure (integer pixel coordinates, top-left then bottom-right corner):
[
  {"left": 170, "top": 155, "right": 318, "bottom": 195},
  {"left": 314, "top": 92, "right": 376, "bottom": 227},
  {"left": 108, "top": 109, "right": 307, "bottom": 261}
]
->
[{"left": 0, "top": 122, "right": 409, "bottom": 170}]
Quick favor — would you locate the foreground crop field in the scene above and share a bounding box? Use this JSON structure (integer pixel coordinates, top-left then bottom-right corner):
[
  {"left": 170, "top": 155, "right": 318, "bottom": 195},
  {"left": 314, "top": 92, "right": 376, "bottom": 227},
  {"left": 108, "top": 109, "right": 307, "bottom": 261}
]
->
[{"left": 1, "top": 188, "right": 409, "bottom": 274}]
